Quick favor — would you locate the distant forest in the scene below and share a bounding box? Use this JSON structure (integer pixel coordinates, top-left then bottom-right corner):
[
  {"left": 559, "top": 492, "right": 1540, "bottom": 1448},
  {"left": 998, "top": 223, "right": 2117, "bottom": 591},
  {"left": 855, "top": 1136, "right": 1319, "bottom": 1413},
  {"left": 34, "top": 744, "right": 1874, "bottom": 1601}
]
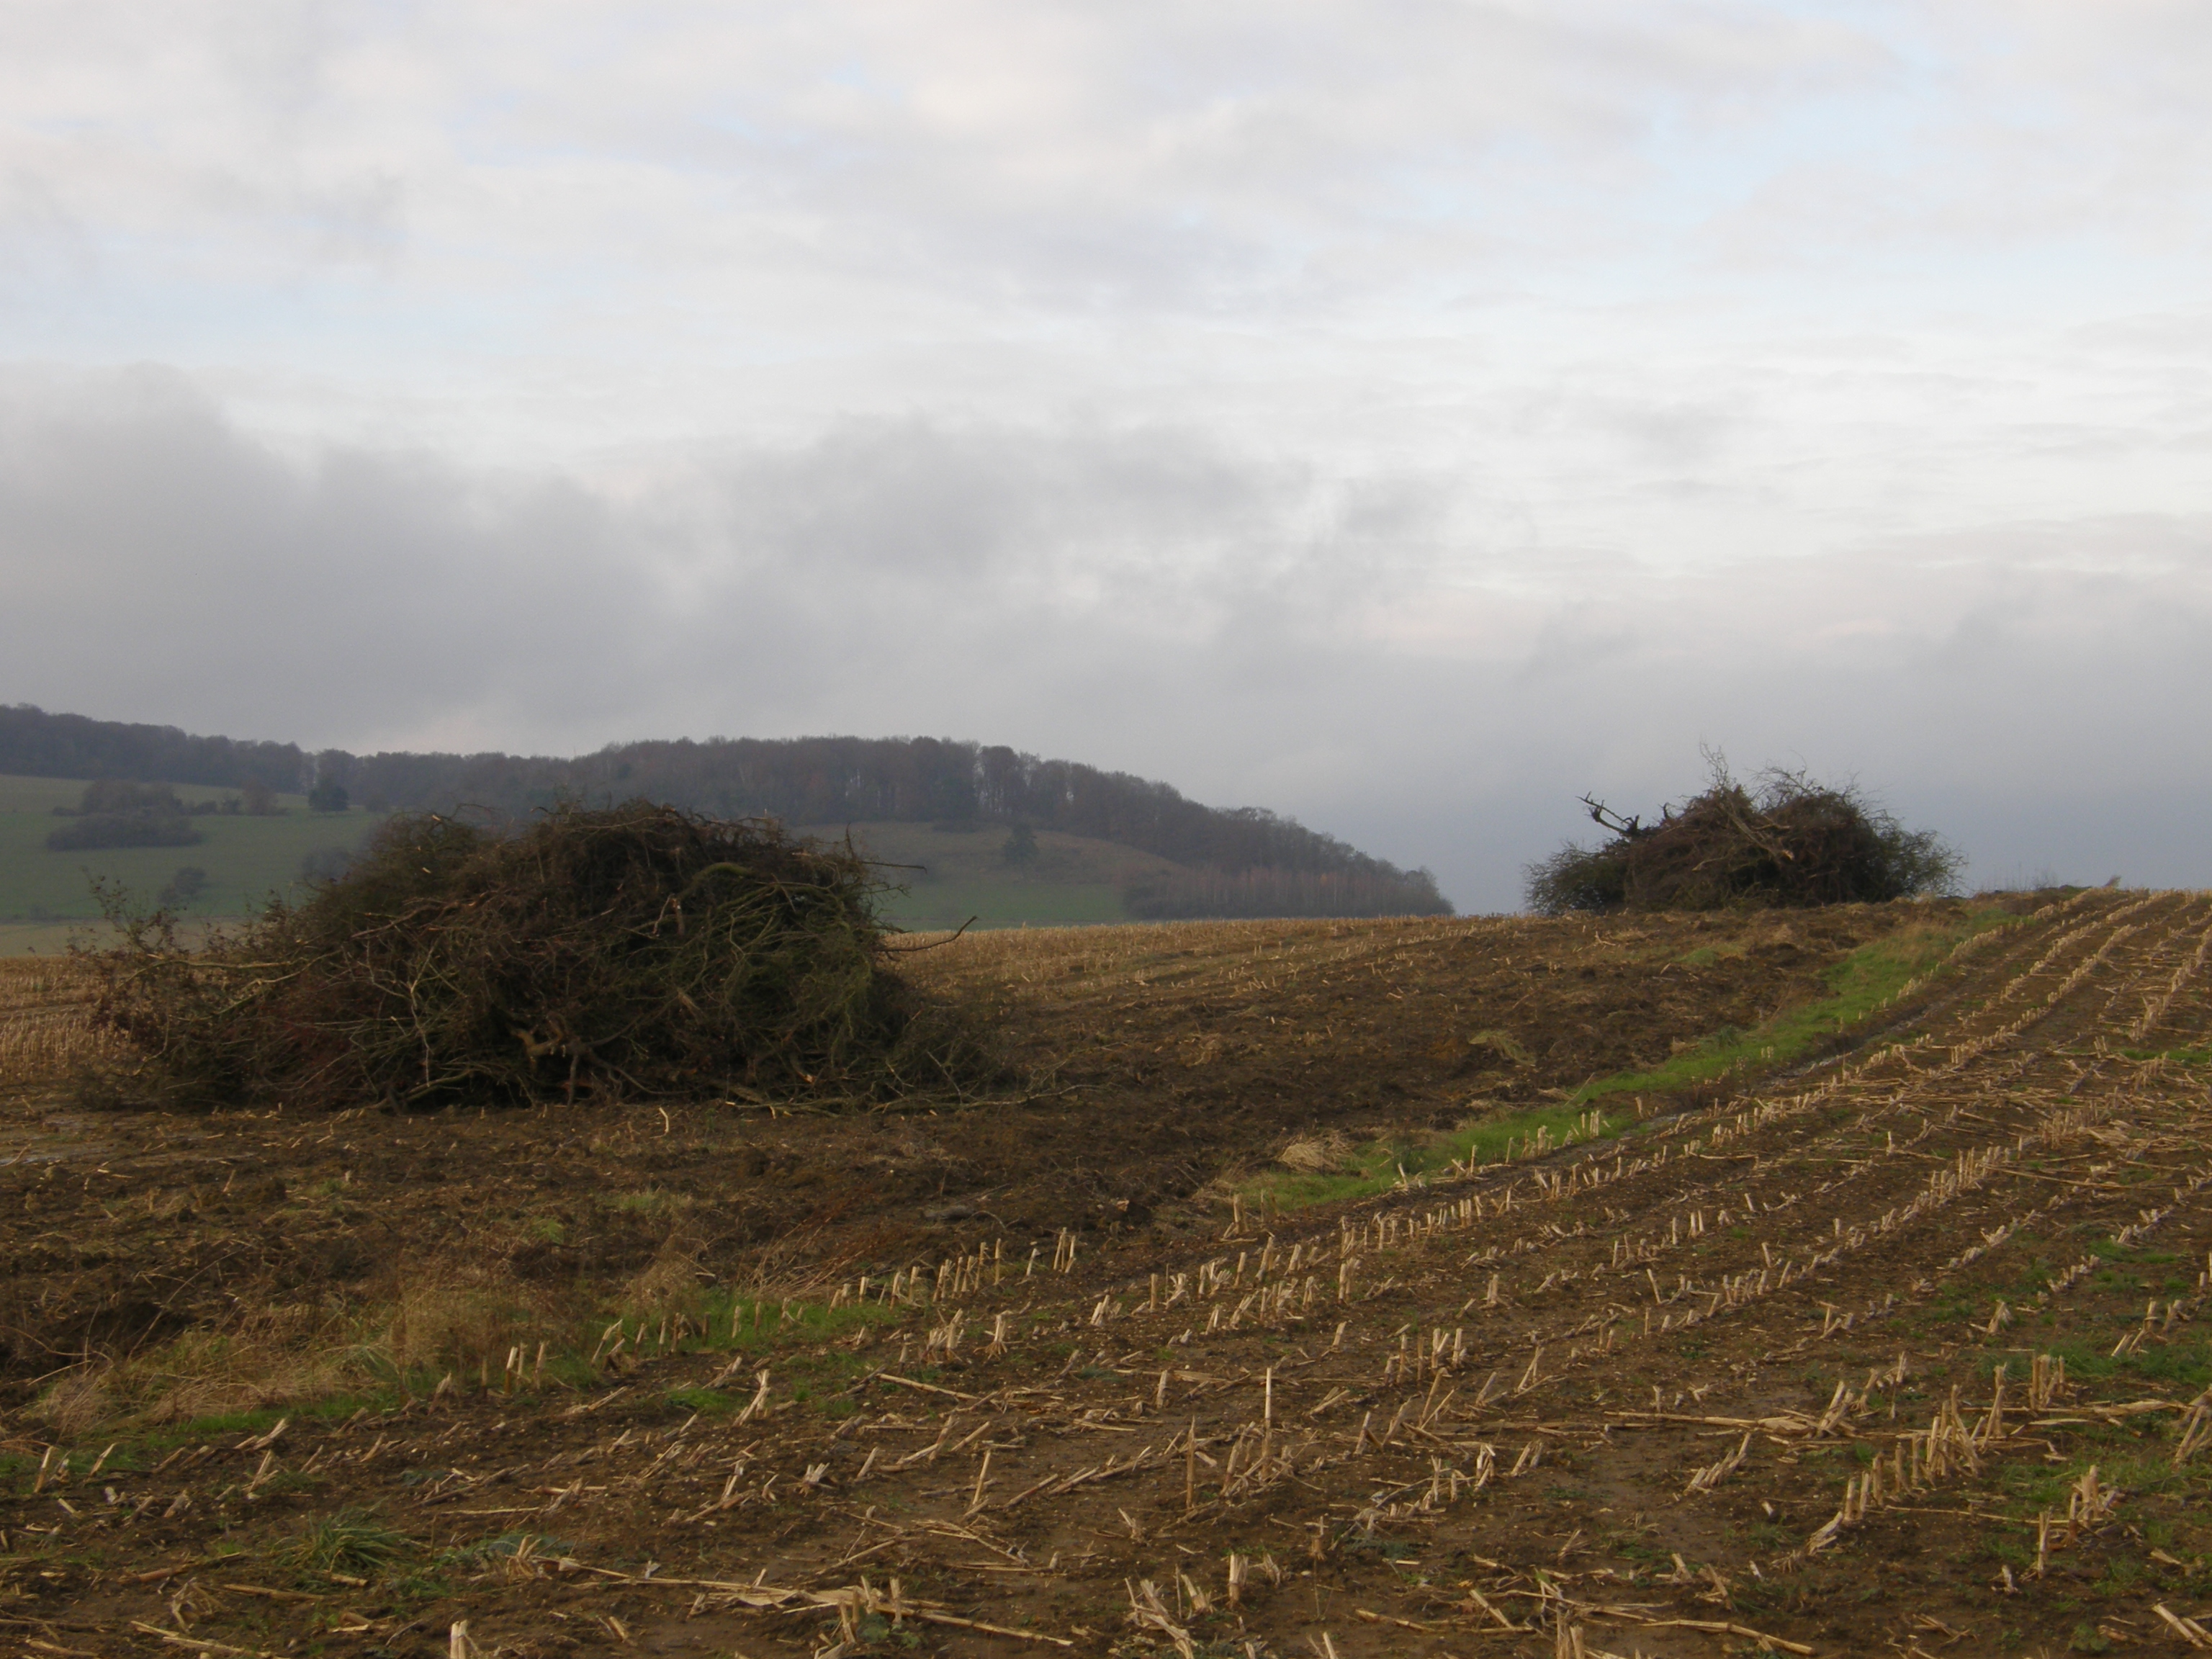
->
[{"left": 0, "top": 705, "right": 1449, "bottom": 916}]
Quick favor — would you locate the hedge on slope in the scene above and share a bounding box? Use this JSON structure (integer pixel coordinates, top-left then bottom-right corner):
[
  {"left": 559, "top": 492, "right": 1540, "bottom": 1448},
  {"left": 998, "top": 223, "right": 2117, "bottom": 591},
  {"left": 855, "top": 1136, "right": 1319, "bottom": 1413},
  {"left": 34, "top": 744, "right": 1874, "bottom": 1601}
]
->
[
  {"left": 1524, "top": 760, "right": 1959, "bottom": 915},
  {"left": 92, "top": 801, "right": 986, "bottom": 1110}
]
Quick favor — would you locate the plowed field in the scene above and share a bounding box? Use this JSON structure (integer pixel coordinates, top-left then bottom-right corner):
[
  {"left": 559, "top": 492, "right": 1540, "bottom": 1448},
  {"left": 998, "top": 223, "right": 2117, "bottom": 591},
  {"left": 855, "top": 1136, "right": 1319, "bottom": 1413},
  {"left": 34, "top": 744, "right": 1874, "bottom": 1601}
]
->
[{"left": 5, "top": 890, "right": 2212, "bottom": 1658}]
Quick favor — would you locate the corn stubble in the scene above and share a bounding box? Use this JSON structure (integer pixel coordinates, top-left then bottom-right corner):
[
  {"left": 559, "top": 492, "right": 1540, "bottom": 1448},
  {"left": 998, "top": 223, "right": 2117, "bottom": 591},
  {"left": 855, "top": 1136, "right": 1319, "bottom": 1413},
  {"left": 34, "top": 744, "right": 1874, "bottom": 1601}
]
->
[
  {"left": 5, "top": 886, "right": 2212, "bottom": 1658},
  {"left": 0, "top": 956, "right": 130, "bottom": 1081}
]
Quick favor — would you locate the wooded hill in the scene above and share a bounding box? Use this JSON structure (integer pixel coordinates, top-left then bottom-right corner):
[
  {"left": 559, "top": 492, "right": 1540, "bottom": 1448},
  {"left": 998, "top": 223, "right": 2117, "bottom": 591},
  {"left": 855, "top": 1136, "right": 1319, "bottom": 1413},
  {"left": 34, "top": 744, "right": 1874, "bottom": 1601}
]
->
[{"left": 0, "top": 706, "right": 1448, "bottom": 917}]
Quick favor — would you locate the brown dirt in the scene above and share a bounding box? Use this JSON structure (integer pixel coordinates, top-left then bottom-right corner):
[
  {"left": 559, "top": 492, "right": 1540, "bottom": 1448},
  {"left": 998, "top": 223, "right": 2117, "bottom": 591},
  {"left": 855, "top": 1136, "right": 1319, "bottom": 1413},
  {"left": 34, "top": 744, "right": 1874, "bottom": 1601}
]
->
[
  {"left": 0, "top": 906, "right": 1908, "bottom": 1387},
  {"left": 5, "top": 892, "right": 2212, "bottom": 1659}
]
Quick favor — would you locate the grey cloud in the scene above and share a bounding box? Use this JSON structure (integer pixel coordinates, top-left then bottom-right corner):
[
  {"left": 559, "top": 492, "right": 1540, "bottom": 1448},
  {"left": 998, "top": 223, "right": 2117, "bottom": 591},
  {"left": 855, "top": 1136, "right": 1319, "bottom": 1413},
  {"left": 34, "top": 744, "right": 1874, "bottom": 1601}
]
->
[
  {"left": 6, "top": 369, "right": 2211, "bottom": 912},
  {"left": 0, "top": 171, "right": 95, "bottom": 292},
  {"left": 700, "top": 418, "right": 1301, "bottom": 586},
  {"left": 0, "top": 367, "right": 650, "bottom": 744}
]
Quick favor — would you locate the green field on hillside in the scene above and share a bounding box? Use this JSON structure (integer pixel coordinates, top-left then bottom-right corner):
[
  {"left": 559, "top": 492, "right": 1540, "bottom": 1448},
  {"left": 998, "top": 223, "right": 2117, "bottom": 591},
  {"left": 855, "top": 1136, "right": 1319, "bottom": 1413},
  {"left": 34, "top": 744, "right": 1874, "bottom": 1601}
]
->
[
  {"left": 807, "top": 819, "right": 1183, "bottom": 930},
  {"left": 0, "top": 773, "right": 378, "bottom": 930},
  {"left": 0, "top": 778, "right": 1187, "bottom": 950}
]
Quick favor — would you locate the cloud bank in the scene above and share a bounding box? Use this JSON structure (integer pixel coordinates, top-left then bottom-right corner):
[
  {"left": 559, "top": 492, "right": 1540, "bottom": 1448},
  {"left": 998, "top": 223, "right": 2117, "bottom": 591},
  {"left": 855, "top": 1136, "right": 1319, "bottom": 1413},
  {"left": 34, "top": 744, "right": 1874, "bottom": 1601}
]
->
[{"left": 6, "top": 367, "right": 2208, "bottom": 909}]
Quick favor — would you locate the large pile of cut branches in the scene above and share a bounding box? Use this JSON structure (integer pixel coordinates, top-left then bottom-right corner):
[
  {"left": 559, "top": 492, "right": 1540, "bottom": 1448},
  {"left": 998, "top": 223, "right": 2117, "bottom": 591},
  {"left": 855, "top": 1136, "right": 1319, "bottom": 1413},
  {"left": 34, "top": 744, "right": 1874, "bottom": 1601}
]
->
[
  {"left": 1525, "top": 760, "right": 1959, "bottom": 915},
  {"left": 91, "top": 802, "right": 988, "bottom": 1111}
]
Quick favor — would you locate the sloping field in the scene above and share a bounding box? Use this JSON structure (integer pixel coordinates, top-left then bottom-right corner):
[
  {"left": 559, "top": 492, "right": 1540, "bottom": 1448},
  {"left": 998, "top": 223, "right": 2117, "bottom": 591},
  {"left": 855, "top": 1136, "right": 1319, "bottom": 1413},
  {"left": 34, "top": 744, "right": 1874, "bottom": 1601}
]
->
[
  {"left": 0, "top": 773, "right": 366, "bottom": 931},
  {"left": 0, "top": 783, "right": 1191, "bottom": 942},
  {"left": 816, "top": 821, "right": 1189, "bottom": 931},
  {"left": 4, "top": 891, "right": 2211, "bottom": 1656}
]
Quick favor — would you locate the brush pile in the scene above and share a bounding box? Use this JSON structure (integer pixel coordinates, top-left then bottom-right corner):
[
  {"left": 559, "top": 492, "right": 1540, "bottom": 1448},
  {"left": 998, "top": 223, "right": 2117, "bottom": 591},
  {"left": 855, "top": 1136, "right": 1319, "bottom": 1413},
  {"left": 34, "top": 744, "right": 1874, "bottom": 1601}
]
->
[
  {"left": 91, "top": 802, "right": 985, "bottom": 1111},
  {"left": 1525, "top": 760, "right": 1958, "bottom": 915}
]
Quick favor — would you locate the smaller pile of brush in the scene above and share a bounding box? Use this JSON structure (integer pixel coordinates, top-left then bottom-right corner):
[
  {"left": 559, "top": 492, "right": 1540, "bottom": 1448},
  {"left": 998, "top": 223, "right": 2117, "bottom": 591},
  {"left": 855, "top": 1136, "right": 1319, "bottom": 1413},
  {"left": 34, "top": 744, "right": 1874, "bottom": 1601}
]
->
[
  {"left": 1525, "top": 755, "right": 1959, "bottom": 915},
  {"left": 91, "top": 801, "right": 988, "bottom": 1111}
]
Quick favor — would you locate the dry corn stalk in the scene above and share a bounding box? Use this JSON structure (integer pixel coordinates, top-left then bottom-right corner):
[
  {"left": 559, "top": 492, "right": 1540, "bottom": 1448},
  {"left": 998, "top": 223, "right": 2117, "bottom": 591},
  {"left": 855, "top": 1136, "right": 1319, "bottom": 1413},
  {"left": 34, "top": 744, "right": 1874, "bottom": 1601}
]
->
[
  {"left": 2174, "top": 1394, "right": 2212, "bottom": 1467},
  {"left": 2156, "top": 1604, "right": 2212, "bottom": 1648},
  {"left": 734, "top": 1370, "right": 770, "bottom": 1424},
  {"left": 2029, "top": 1352, "right": 2068, "bottom": 1409},
  {"left": 1683, "top": 1432, "right": 1752, "bottom": 1496},
  {"left": 2063, "top": 1464, "right": 2120, "bottom": 1543},
  {"left": 1124, "top": 1578, "right": 1195, "bottom": 1659}
]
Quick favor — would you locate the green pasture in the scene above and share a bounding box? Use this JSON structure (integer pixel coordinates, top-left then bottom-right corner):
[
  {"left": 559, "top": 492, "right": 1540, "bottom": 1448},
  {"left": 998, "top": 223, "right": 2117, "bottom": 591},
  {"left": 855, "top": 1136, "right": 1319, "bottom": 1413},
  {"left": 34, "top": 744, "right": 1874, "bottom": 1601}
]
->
[
  {"left": 0, "top": 920, "right": 88, "bottom": 954},
  {"left": 0, "top": 786, "right": 1191, "bottom": 948},
  {"left": 0, "top": 772, "right": 379, "bottom": 935},
  {"left": 876, "top": 877, "right": 1133, "bottom": 930},
  {"left": 812, "top": 819, "right": 1185, "bottom": 930}
]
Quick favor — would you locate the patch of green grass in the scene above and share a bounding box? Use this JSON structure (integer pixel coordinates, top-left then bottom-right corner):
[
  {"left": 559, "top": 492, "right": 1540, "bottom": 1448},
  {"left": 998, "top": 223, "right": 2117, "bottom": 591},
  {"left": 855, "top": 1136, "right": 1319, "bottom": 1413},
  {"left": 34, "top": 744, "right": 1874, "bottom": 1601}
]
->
[
  {"left": 1673, "top": 943, "right": 1747, "bottom": 967},
  {"left": 1337, "top": 1533, "right": 1420, "bottom": 1560},
  {"left": 665, "top": 1385, "right": 739, "bottom": 1416},
  {"left": 38, "top": 1273, "right": 938, "bottom": 1456},
  {"left": 2087, "top": 1241, "right": 2179, "bottom": 1265},
  {"left": 689, "top": 1288, "right": 899, "bottom": 1352},
  {"left": 2028, "top": 1334, "right": 2212, "bottom": 1393},
  {"left": 1246, "top": 1098, "right": 1635, "bottom": 1211},
  {"left": 91, "top": 1394, "right": 388, "bottom": 1463},
  {"left": 847, "top": 1611, "right": 923, "bottom": 1650},
  {"left": 48, "top": 1285, "right": 896, "bottom": 1452},
  {"left": 819, "top": 819, "right": 1193, "bottom": 932},
  {"left": 2100, "top": 1557, "right": 2143, "bottom": 1594},
  {"left": 273, "top": 1509, "right": 420, "bottom": 1582},
  {"left": 1568, "top": 909, "right": 2015, "bottom": 1110},
  {"left": 1238, "top": 907, "right": 2020, "bottom": 1215},
  {"left": 603, "top": 1187, "right": 691, "bottom": 1216},
  {"left": 437, "top": 1530, "right": 570, "bottom": 1569},
  {"left": 2000, "top": 1442, "right": 2206, "bottom": 1519},
  {"left": 1987, "top": 1533, "right": 2034, "bottom": 1568},
  {"left": 379, "top": 1568, "right": 454, "bottom": 1611},
  {"left": 2117, "top": 1046, "right": 2212, "bottom": 1068},
  {"left": 413, "top": 1286, "right": 903, "bottom": 1410},
  {"left": 159, "top": 1405, "right": 297, "bottom": 1441}
]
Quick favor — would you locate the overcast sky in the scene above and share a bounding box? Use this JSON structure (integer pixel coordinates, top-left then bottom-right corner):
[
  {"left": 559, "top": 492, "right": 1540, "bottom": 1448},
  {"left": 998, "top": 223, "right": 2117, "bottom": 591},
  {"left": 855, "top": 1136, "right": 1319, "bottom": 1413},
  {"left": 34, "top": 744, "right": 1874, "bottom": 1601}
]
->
[{"left": 4, "top": 1, "right": 2209, "bottom": 909}]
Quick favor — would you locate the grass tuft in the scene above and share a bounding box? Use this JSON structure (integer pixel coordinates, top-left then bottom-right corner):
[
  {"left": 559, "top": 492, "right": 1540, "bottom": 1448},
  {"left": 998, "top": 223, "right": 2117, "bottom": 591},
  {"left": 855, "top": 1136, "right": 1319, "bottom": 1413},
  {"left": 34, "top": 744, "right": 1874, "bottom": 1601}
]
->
[{"left": 274, "top": 1509, "right": 418, "bottom": 1581}]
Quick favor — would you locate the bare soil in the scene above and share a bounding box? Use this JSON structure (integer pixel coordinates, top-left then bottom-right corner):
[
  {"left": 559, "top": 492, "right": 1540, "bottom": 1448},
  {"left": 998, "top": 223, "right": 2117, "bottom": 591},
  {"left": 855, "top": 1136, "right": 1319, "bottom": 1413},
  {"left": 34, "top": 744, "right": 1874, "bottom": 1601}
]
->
[
  {"left": 0, "top": 907, "right": 1908, "bottom": 1384},
  {"left": 5, "top": 892, "right": 2211, "bottom": 1658}
]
